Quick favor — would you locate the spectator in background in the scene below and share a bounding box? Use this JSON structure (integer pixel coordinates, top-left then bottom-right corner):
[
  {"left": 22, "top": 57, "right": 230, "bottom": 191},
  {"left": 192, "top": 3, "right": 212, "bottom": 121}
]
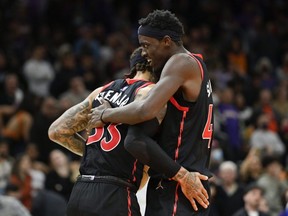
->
[
  {"left": 210, "top": 60, "right": 234, "bottom": 91},
  {"left": 105, "top": 48, "right": 129, "bottom": 80},
  {"left": 257, "top": 155, "right": 288, "bottom": 216},
  {"left": 25, "top": 143, "right": 49, "bottom": 174},
  {"left": 9, "top": 153, "right": 46, "bottom": 213},
  {"left": 254, "top": 57, "right": 277, "bottom": 91},
  {"left": 234, "top": 92, "right": 253, "bottom": 153},
  {"left": 259, "top": 197, "right": 270, "bottom": 215},
  {"left": 0, "top": 139, "right": 13, "bottom": 194},
  {"left": 218, "top": 87, "right": 243, "bottom": 161},
  {"left": 276, "top": 53, "right": 288, "bottom": 83},
  {"left": 30, "top": 188, "right": 67, "bottom": 216},
  {"left": 58, "top": 76, "right": 91, "bottom": 111},
  {"left": 250, "top": 88, "right": 281, "bottom": 133},
  {"left": 0, "top": 74, "right": 24, "bottom": 130},
  {"left": 213, "top": 161, "right": 245, "bottom": 216},
  {"left": 77, "top": 52, "right": 106, "bottom": 90},
  {"left": 250, "top": 114, "right": 285, "bottom": 158},
  {"left": 1, "top": 94, "right": 35, "bottom": 156},
  {"left": 49, "top": 46, "right": 78, "bottom": 98},
  {"left": 23, "top": 45, "right": 55, "bottom": 98},
  {"left": 239, "top": 148, "right": 263, "bottom": 185},
  {"left": 0, "top": 73, "right": 24, "bottom": 106},
  {"left": 9, "top": 154, "right": 34, "bottom": 212},
  {"left": 235, "top": 93, "right": 253, "bottom": 126},
  {"left": 45, "top": 149, "right": 74, "bottom": 201},
  {"left": 209, "top": 140, "right": 224, "bottom": 172},
  {"left": 226, "top": 35, "right": 248, "bottom": 77},
  {"left": 0, "top": 184, "right": 31, "bottom": 216},
  {"left": 232, "top": 183, "right": 269, "bottom": 216},
  {"left": 74, "top": 24, "right": 101, "bottom": 63},
  {"left": 273, "top": 84, "right": 288, "bottom": 119},
  {"left": 29, "top": 97, "right": 61, "bottom": 164}
]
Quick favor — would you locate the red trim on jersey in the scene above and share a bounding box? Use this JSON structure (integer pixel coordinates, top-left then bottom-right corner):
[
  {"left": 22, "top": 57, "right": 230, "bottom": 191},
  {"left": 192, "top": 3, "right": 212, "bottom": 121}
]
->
[
  {"left": 172, "top": 183, "right": 180, "bottom": 216},
  {"left": 169, "top": 97, "right": 189, "bottom": 111},
  {"left": 130, "top": 159, "right": 138, "bottom": 183},
  {"left": 175, "top": 110, "right": 187, "bottom": 161},
  {"left": 127, "top": 188, "right": 132, "bottom": 216},
  {"left": 126, "top": 78, "right": 153, "bottom": 85},
  {"left": 193, "top": 53, "right": 203, "bottom": 59},
  {"left": 100, "top": 81, "right": 114, "bottom": 92},
  {"left": 189, "top": 53, "right": 204, "bottom": 80},
  {"left": 169, "top": 97, "right": 189, "bottom": 161}
]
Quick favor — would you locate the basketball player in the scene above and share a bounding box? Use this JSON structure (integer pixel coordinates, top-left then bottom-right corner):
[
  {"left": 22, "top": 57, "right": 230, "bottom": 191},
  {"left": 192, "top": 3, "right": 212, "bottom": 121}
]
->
[
  {"left": 48, "top": 47, "right": 208, "bottom": 216},
  {"left": 88, "top": 10, "right": 214, "bottom": 215}
]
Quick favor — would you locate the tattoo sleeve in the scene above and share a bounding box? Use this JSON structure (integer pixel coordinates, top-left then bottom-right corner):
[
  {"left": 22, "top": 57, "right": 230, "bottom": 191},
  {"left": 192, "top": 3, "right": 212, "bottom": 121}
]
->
[{"left": 49, "top": 100, "right": 91, "bottom": 156}]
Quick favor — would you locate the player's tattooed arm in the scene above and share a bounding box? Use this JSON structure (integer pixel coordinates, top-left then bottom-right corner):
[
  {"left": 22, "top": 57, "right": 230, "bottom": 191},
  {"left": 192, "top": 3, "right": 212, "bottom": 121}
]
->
[
  {"left": 49, "top": 88, "right": 101, "bottom": 156},
  {"left": 48, "top": 100, "right": 90, "bottom": 156}
]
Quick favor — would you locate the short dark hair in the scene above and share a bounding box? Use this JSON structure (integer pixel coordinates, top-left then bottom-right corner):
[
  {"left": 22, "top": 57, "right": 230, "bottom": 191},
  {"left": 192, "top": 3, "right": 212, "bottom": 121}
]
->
[
  {"left": 244, "top": 183, "right": 265, "bottom": 195},
  {"left": 139, "top": 10, "right": 184, "bottom": 40}
]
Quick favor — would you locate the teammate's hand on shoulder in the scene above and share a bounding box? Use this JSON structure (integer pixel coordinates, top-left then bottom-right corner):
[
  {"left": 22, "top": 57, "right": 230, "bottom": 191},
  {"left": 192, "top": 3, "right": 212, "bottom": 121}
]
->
[
  {"left": 87, "top": 98, "right": 111, "bottom": 131},
  {"left": 172, "top": 167, "right": 209, "bottom": 211}
]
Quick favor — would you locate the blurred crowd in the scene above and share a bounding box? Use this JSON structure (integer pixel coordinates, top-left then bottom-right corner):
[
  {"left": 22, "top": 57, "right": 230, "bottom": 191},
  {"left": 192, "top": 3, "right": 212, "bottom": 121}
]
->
[{"left": 0, "top": 0, "right": 288, "bottom": 215}]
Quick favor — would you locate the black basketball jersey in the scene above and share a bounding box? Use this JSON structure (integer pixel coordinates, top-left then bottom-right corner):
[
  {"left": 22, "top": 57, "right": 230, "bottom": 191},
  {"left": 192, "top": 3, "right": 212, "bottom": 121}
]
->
[
  {"left": 80, "top": 78, "right": 152, "bottom": 188},
  {"left": 157, "top": 53, "right": 214, "bottom": 177}
]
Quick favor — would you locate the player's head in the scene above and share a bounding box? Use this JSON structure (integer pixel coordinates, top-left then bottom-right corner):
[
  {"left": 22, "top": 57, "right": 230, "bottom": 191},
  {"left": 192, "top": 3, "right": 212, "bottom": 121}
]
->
[
  {"left": 137, "top": 10, "right": 184, "bottom": 74},
  {"left": 126, "top": 47, "right": 155, "bottom": 81},
  {"left": 138, "top": 10, "right": 184, "bottom": 44}
]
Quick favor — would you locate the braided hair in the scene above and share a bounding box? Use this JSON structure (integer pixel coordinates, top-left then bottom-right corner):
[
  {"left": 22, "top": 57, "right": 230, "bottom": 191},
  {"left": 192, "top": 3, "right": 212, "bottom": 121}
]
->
[{"left": 125, "top": 47, "right": 153, "bottom": 79}]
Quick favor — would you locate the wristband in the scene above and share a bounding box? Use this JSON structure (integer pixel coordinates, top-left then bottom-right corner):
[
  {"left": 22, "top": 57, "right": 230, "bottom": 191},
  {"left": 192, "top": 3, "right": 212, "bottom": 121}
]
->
[{"left": 100, "top": 108, "right": 108, "bottom": 125}]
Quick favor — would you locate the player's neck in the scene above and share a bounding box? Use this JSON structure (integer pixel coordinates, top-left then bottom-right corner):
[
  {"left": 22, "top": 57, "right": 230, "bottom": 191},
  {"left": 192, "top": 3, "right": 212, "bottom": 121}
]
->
[{"left": 133, "top": 71, "right": 152, "bottom": 82}]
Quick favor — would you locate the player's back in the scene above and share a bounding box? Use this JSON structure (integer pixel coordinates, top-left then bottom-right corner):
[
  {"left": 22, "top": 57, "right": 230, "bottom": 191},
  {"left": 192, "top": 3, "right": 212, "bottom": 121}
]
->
[{"left": 80, "top": 78, "right": 152, "bottom": 188}]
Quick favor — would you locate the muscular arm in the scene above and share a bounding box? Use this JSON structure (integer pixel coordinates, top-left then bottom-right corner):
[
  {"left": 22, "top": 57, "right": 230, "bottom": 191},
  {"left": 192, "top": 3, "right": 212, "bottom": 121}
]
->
[
  {"left": 124, "top": 121, "right": 181, "bottom": 178},
  {"left": 101, "top": 54, "right": 201, "bottom": 125},
  {"left": 48, "top": 88, "right": 101, "bottom": 156},
  {"left": 125, "top": 86, "right": 180, "bottom": 176}
]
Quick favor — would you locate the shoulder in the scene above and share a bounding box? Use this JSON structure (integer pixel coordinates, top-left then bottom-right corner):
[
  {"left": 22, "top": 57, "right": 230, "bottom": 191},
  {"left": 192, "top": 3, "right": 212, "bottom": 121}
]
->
[
  {"left": 138, "top": 83, "right": 155, "bottom": 93},
  {"left": 168, "top": 53, "right": 199, "bottom": 67},
  {"left": 134, "top": 83, "right": 155, "bottom": 101},
  {"left": 164, "top": 53, "right": 201, "bottom": 76},
  {"left": 87, "top": 87, "right": 102, "bottom": 102}
]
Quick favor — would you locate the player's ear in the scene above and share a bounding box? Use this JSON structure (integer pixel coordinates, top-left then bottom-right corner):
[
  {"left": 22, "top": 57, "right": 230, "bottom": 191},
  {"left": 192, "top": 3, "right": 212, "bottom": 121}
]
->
[{"left": 162, "top": 35, "right": 172, "bottom": 46}]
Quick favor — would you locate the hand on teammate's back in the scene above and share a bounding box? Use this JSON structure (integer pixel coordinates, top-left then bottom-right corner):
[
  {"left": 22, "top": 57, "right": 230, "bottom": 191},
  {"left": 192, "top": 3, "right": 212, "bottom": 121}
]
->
[
  {"left": 173, "top": 167, "right": 209, "bottom": 211},
  {"left": 87, "top": 98, "right": 110, "bottom": 130}
]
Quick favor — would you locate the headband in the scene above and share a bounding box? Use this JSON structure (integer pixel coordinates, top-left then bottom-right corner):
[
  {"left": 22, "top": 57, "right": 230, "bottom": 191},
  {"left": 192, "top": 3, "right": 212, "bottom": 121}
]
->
[
  {"left": 138, "top": 25, "right": 181, "bottom": 42},
  {"left": 129, "top": 48, "right": 147, "bottom": 69}
]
